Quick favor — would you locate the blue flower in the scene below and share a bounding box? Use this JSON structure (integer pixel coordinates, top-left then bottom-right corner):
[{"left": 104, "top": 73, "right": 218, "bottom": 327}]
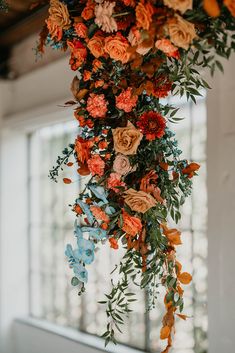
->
[
  {"left": 73, "top": 264, "right": 88, "bottom": 283},
  {"left": 74, "top": 237, "right": 95, "bottom": 265},
  {"left": 81, "top": 226, "right": 107, "bottom": 240},
  {"left": 88, "top": 185, "right": 109, "bottom": 204},
  {"left": 75, "top": 199, "right": 94, "bottom": 224}
]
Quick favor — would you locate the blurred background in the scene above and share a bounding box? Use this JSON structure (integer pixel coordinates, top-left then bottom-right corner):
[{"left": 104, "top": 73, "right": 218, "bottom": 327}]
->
[{"left": 0, "top": 2, "right": 234, "bottom": 353}]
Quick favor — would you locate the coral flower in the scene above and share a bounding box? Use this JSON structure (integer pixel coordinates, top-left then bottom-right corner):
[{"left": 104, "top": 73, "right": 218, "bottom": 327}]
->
[
  {"left": 74, "top": 22, "right": 88, "bottom": 38},
  {"left": 116, "top": 88, "right": 138, "bottom": 113},
  {"left": 137, "top": 111, "right": 166, "bottom": 140},
  {"left": 90, "top": 205, "right": 110, "bottom": 223},
  {"left": 107, "top": 173, "right": 126, "bottom": 193},
  {"left": 86, "top": 93, "right": 108, "bottom": 118},
  {"left": 121, "top": 210, "right": 142, "bottom": 236},
  {"left": 75, "top": 137, "right": 94, "bottom": 164},
  {"left": 109, "top": 237, "right": 119, "bottom": 249},
  {"left": 182, "top": 162, "right": 200, "bottom": 178},
  {"left": 155, "top": 39, "right": 180, "bottom": 59},
  {"left": 81, "top": 0, "right": 95, "bottom": 20},
  {"left": 87, "top": 155, "right": 105, "bottom": 176}
]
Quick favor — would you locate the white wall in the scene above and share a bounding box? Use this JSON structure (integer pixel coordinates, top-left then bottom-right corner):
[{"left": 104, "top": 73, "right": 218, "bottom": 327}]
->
[
  {"left": 207, "top": 57, "right": 235, "bottom": 353},
  {"left": 0, "top": 55, "right": 235, "bottom": 353}
]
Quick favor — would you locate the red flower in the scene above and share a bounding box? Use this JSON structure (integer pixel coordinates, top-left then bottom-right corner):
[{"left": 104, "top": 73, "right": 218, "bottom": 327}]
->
[
  {"left": 153, "top": 76, "right": 172, "bottom": 98},
  {"left": 137, "top": 111, "right": 166, "bottom": 140}
]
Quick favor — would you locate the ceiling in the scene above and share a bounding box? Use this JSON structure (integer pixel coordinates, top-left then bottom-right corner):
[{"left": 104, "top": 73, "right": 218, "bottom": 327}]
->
[{"left": 0, "top": 0, "right": 49, "bottom": 47}]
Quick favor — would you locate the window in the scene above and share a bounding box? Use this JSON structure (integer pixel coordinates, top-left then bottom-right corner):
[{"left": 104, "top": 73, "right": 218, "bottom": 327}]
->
[{"left": 28, "top": 95, "right": 207, "bottom": 353}]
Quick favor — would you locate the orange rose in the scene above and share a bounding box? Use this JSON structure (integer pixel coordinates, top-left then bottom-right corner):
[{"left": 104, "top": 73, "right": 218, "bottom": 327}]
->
[
  {"left": 105, "top": 32, "right": 131, "bottom": 63},
  {"left": 81, "top": 0, "right": 95, "bottom": 20},
  {"left": 168, "top": 15, "right": 197, "bottom": 50},
  {"left": 88, "top": 33, "right": 105, "bottom": 58},
  {"left": 48, "top": 0, "right": 71, "bottom": 30},
  {"left": 46, "top": 19, "right": 63, "bottom": 41},
  {"left": 124, "top": 188, "right": 157, "bottom": 213},
  {"left": 224, "top": 0, "right": 235, "bottom": 16},
  {"left": 121, "top": 210, "right": 142, "bottom": 236},
  {"left": 136, "top": 1, "right": 154, "bottom": 30}
]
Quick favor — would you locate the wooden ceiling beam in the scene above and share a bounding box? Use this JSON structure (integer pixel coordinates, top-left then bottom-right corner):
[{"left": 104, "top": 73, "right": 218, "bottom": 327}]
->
[{"left": 0, "top": 6, "right": 49, "bottom": 47}]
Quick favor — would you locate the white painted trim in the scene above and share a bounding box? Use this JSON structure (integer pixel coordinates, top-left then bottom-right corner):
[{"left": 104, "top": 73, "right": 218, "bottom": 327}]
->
[{"left": 14, "top": 318, "right": 144, "bottom": 353}]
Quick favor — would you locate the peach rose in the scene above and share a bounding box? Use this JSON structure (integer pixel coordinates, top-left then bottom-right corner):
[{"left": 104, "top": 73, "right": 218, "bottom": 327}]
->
[
  {"left": 124, "top": 188, "right": 157, "bottom": 213},
  {"left": 88, "top": 33, "right": 105, "bottom": 58},
  {"left": 112, "top": 122, "right": 143, "bottom": 155},
  {"left": 48, "top": 0, "right": 71, "bottom": 30},
  {"left": 136, "top": 1, "right": 154, "bottom": 30},
  {"left": 224, "top": 0, "right": 235, "bottom": 16},
  {"left": 113, "top": 154, "right": 135, "bottom": 175},
  {"left": 107, "top": 173, "right": 126, "bottom": 193},
  {"left": 163, "top": 0, "right": 192, "bottom": 14},
  {"left": 105, "top": 32, "right": 131, "bottom": 63},
  {"left": 121, "top": 210, "right": 142, "bottom": 236},
  {"left": 87, "top": 154, "right": 105, "bottom": 176},
  {"left": 168, "top": 15, "right": 197, "bottom": 50},
  {"left": 95, "top": 1, "right": 118, "bottom": 33}
]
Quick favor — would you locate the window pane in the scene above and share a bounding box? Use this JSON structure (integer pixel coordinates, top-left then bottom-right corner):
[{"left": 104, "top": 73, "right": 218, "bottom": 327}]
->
[{"left": 29, "top": 96, "right": 207, "bottom": 353}]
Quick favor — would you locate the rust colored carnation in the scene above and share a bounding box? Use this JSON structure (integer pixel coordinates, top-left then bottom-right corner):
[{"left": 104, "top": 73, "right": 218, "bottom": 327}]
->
[
  {"left": 153, "top": 75, "right": 173, "bottom": 98},
  {"left": 86, "top": 93, "right": 108, "bottom": 118},
  {"left": 137, "top": 111, "right": 166, "bottom": 140},
  {"left": 136, "top": 1, "right": 154, "bottom": 30},
  {"left": 74, "top": 22, "right": 88, "bottom": 38},
  {"left": 116, "top": 88, "right": 138, "bottom": 113},
  {"left": 105, "top": 32, "right": 131, "bottom": 63},
  {"left": 107, "top": 173, "right": 126, "bottom": 193},
  {"left": 87, "top": 154, "right": 105, "bottom": 176},
  {"left": 121, "top": 210, "right": 142, "bottom": 236}
]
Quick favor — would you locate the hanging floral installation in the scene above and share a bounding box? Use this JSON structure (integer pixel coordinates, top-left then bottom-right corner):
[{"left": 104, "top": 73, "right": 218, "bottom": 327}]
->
[{"left": 36, "top": 0, "right": 235, "bottom": 351}]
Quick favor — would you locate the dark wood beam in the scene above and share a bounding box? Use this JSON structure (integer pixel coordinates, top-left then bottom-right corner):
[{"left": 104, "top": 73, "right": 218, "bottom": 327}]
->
[{"left": 0, "top": 5, "right": 49, "bottom": 47}]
